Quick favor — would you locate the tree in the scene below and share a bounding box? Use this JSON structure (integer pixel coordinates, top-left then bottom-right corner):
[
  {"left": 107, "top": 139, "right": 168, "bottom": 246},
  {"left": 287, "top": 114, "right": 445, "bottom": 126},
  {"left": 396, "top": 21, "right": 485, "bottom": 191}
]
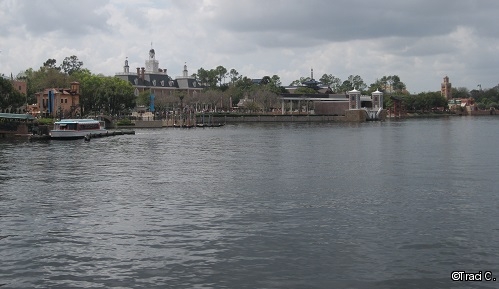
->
[
  {"left": 402, "top": 92, "right": 447, "bottom": 112},
  {"left": 391, "top": 75, "right": 406, "bottom": 92},
  {"left": 295, "top": 86, "right": 317, "bottom": 94},
  {"left": 0, "top": 77, "right": 25, "bottom": 111},
  {"left": 196, "top": 67, "right": 219, "bottom": 88},
  {"left": 270, "top": 75, "right": 282, "bottom": 88},
  {"left": 246, "top": 101, "right": 261, "bottom": 112},
  {"left": 260, "top": 76, "right": 271, "bottom": 85},
  {"left": 376, "top": 75, "right": 406, "bottom": 93},
  {"left": 229, "top": 68, "right": 240, "bottom": 85},
  {"left": 43, "top": 59, "right": 60, "bottom": 70},
  {"left": 339, "top": 80, "right": 354, "bottom": 92},
  {"left": 319, "top": 74, "right": 342, "bottom": 92},
  {"left": 137, "top": 90, "right": 150, "bottom": 107},
  {"left": 251, "top": 86, "right": 280, "bottom": 112},
  {"left": 78, "top": 74, "right": 134, "bottom": 116},
  {"left": 289, "top": 77, "right": 312, "bottom": 87},
  {"left": 174, "top": 90, "right": 187, "bottom": 110},
  {"left": 452, "top": 87, "right": 470, "bottom": 99},
  {"left": 347, "top": 75, "right": 367, "bottom": 91},
  {"left": 215, "top": 65, "right": 227, "bottom": 86},
  {"left": 24, "top": 64, "right": 69, "bottom": 103},
  {"left": 61, "top": 55, "right": 84, "bottom": 75},
  {"left": 319, "top": 74, "right": 334, "bottom": 86}
]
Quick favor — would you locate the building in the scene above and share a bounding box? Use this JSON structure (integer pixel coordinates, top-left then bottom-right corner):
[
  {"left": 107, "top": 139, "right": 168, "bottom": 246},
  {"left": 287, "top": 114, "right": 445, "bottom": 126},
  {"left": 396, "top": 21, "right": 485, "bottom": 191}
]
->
[
  {"left": 0, "top": 75, "right": 28, "bottom": 113},
  {"left": 280, "top": 89, "right": 384, "bottom": 120},
  {"left": 34, "top": 82, "right": 81, "bottom": 118},
  {"left": 115, "top": 48, "right": 203, "bottom": 99},
  {"left": 441, "top": 76, "right": 452, "bottom": 100},
  {"left": 0, "top": 75, "right": 27, "bottom": 96}
]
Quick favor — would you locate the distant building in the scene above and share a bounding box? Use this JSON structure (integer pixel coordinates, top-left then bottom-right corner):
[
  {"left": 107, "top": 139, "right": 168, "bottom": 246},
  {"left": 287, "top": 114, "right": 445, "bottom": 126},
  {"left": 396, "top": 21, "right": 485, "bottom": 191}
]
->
[
  {"left": 0, "top": 75, "right": 28, "bottom": 113},
  {"left": 115, "top": 48, "right": 203, "bottom": 99},
  {"left": 1, "top": 74, "right": 27, "bottom": 95},
  {"left": 441, "top": 76, "right": 452, "bottom": 100},
  {"left": 12, "top": 80, "right": 27, "bottom": 96},
  {"left": 34, "top": 82, "right": 81, "bottom": 118}
]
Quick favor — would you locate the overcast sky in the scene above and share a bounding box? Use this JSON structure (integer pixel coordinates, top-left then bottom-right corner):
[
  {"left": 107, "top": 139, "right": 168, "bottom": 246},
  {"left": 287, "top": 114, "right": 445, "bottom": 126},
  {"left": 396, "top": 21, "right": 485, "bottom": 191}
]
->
[{"left": 1, "top": 0, "right": 498, "bottom": 93}]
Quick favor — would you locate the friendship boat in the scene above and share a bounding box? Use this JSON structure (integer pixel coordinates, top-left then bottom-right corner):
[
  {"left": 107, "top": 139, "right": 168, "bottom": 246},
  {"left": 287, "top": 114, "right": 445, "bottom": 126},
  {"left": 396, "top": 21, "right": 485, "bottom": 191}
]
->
[{"left": 50, "top": 119, "right": 108, "bottom": 139}]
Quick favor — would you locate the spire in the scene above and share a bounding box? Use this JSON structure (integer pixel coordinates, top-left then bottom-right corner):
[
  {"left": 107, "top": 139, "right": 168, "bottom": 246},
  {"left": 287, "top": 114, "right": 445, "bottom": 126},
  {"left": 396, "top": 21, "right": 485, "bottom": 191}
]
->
[
  {"left": 124, "top": 57, "right": 129, "bottom": 73},
  {"left": 183, "top": 62, "right": 188, "bottom": 77}
]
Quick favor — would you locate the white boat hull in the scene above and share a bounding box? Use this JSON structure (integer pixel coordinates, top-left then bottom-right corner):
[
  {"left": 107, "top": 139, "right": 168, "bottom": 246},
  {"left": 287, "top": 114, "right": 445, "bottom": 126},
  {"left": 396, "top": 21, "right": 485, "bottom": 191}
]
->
[{"left": 50, "top": 129, "right": 108, "bottom": 139}]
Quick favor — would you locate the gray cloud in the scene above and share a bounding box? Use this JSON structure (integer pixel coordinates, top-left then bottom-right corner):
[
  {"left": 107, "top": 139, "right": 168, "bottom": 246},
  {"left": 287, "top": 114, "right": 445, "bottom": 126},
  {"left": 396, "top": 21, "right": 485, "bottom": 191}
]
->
[
  {"left": 207, "top": 0, "right": 499, "bottom": 46},
  {"left": 14, "top": 0, "right": 111, "bottom": 37},
  {"left": 1, "top": 0, "right": 499, "bottom": 92}
]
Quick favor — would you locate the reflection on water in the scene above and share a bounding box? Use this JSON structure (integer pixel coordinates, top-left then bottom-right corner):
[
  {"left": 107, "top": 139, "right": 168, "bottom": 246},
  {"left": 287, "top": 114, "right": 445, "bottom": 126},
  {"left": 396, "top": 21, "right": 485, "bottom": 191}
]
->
[{"left": 1, "top": 117, "right": 499, "bottom": 288}]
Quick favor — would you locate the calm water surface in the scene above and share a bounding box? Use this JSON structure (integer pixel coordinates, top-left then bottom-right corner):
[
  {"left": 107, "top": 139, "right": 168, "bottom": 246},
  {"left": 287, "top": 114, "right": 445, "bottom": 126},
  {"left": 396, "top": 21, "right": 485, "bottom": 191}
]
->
[{"left": 1, "top": 116, "right": 499, "bottom": 288}]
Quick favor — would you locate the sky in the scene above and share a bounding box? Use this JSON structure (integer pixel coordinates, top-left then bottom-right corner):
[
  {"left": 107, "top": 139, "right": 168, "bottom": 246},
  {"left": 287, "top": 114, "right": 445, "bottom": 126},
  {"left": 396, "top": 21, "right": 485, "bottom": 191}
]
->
[{"left": 1, "top": 0, "right": 499, "bottom": 93}]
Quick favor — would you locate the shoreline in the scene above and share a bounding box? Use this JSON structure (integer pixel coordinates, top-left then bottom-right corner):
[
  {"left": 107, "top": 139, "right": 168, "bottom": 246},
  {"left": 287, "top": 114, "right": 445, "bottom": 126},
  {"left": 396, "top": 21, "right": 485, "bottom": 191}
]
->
[{"left": 115, "top": 111, "right": 498, "bottom": 129}]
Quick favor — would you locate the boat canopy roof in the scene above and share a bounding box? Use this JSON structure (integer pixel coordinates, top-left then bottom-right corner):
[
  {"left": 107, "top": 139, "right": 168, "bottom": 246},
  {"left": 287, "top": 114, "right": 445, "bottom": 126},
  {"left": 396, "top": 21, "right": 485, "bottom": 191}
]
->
[
  {"left": 0, "top": 113, "right": 35, "bottom": 120},
  {"left": 55, "top": 119, "right": 99, "bottom": 124}
]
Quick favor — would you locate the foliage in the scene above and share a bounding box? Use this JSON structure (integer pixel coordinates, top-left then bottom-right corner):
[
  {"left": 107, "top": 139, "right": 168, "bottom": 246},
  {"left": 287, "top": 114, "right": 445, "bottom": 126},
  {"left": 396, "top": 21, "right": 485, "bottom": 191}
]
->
[
  {"left": 35, "top": 118, "right": 54, "bottom": 125},
  {"left": 43, "top": 59, "right": 60, "bottom": 70},
  {"left": 196, "top": 67, "right": 220, "bottom": 88},
  {"left": 137, "top": 90, "right": 151, "bottom": 107},
  {"left": 289, "top": 77, "right": 311, "bottom": 87},
  {"left": 471, "top": 85, "right": 499, "bottom": 109},
  {"left": 215, "top": 66, "right": 228, "bottom": 86},
  {"left": 345, "top": 75, "right": 367, "bottom": 92},
  {"left": 116, "top": 118, "right": 133, "bottom": 126},
  {"left": 294, "top": 86, "right": 317, "bottom": 94},
  {"left": 78, "top": 73, "right": 135, "bottom": 116},
  {"left": 244, "top": 100, "right": 261, "bottom": 112},
  {"left": 229, "top": 69, "right": 240, "bottom": 84},
  {"left": 0, "top": 77, "right": 25, "bottom": 110},
  {"left": 23, "top": 57, "right": 86, "bottom": 103},
  {"left": 319, "top": 74, "right": 342, "bottom": 92},
  {"left": 61, "top": 55, "right": 84, "bottom": 75},
  {"left": 22, "top": 55, "right": 499, "bottom": 117},
  {"left": 400, "top": 92, "right": 447, "bottom": 112},
  {"left": 452, "top": 87, "right": 470, "bottom": 99}
]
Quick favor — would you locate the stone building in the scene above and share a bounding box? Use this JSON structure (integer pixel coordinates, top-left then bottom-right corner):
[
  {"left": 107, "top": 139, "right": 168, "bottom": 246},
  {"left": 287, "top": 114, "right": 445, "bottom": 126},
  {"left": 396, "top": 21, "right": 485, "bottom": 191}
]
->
[
  {"left": 34, "top": 82, "right": 81, "bottom": 118},
  {"left": 441, "top": 76, "right": 452, "bottom": 100}
]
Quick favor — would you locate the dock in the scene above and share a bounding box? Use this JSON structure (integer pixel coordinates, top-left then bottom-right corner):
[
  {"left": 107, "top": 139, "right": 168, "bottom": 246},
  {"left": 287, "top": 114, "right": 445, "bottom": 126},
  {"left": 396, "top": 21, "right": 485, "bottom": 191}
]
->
[{"left": 85, "top": 130, "right": 135, "bottom": 139}]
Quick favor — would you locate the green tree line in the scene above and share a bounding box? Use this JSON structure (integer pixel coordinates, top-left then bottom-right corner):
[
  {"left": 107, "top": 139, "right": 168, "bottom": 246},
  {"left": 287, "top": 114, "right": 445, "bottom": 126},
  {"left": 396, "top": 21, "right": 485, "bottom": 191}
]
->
[
  {"left": 5, "top": 55, "right": 499, "bottom": 115},
  {"left": 3, "top": 56, "right": 135, "bottom": 116}
]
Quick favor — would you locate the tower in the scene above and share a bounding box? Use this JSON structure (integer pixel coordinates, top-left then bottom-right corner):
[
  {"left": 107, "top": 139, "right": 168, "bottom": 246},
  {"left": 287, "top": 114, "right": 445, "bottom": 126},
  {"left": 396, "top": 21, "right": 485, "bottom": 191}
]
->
[
  {"left": 183, "top": 62, "right": 188, "bottom": 77},
  {"left": 348, "top": 89, "right": 361, "bottom": 109},
  {"left": 123, "top": 57, "right": 129, "bottom": 74},
  {"left": 145, "top": 48, "right": 159, "bottom": 72},
  {"left": 441, "top": 76, "right": 452, "bottom": 100},
  {"left": 372, "top": 89, "right": 383, "bottom": 109}
]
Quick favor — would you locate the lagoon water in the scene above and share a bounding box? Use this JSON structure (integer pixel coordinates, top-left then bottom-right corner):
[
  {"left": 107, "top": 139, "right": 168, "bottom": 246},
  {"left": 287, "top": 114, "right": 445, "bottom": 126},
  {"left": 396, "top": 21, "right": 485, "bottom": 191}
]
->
[{"left": 1, "top": 116, "right": 499, "bottom": 288}]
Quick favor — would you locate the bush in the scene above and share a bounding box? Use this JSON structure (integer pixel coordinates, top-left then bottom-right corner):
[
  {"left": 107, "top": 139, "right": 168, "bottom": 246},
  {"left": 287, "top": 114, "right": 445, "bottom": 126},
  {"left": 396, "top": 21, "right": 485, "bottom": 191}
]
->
[
  {"left": 116, "top": 118, "right": 133, "bottom": 126},
  {"left": 35, "top": 118, "right": 54, "bottom": 125}
]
